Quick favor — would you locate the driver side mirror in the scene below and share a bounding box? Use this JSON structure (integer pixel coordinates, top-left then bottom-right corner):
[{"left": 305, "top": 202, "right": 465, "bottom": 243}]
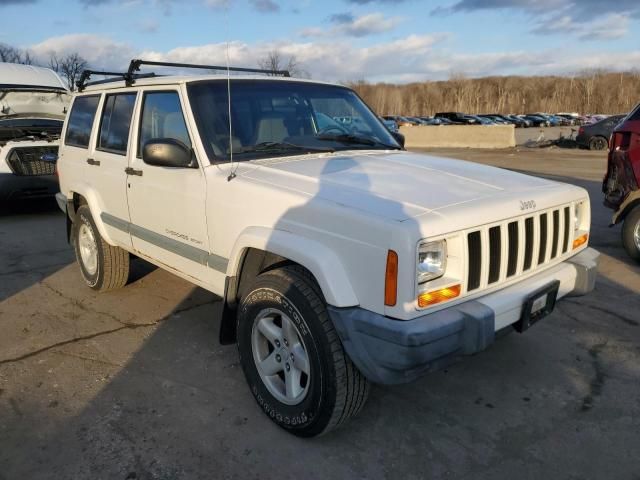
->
[
  {"left": 391, "top": 131, "right": 405, "bottom": 148},
  {"left": 142, "top": 139, "right": 196, "bottom": 168}
]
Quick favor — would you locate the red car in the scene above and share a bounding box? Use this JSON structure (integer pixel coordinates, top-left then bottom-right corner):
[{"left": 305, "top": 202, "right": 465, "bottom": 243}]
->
[{"left": 603, "top": 104, "right": 640, "bottom": 261}]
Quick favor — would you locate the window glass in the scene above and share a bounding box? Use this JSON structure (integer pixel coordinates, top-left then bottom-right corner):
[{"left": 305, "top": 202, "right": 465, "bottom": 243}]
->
[
  {"left": 187, "top": 80, "right": 399, "bottom": 162},
  {"left": 138, "top": 91, "right": 191, "bottom": 156},
  {"left": 98, "top": 93, "right": 136, "bottom": 154},
  {"left": 65, "top": 95, "right": 99, "bottom": 148}
]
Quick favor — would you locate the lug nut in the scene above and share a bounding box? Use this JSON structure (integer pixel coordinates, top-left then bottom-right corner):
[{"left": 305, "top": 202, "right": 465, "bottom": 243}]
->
[
  {"left": 275, "top": 354, "right": 281, "bottom": 363},
  {"left": 283, "top": 339, "right": 288, "bottom": 346},
  {"left": 290, "top": 353, "right": 294, "bottom": 361},
  {"left": 275, "top": 340, "right": 281, "bottom": 348},
  {"left": 285, "top": 363, "right": 290, "bottom": 372}
]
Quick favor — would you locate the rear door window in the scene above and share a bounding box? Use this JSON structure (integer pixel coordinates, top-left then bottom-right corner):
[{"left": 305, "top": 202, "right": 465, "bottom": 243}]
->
[
  {"left": 97, "top": 93, "right": 137, "bottom": 155},
  {"left": 65, "top": 95, "right": 100, "bottom": 148}
]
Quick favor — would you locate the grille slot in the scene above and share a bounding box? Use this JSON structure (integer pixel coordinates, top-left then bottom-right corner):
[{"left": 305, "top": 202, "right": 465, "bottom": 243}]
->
[
  {"left": 523, "top": 217, "right": 534, "bottom": 271},
  {"left": 506, "top": 221, "right": 518, "bottom": 277},
  {"left": 562, "top": 206, "right": 570, "bottom": 254},
  {"left": 467, "top": 231, "right": 482, "bottom": 291},
  {"left": 6, "top": 146, "right": 58, "bottom": 176},
  {"left": 538, "top": 213, "right": 548, "bottom": 265},
  {"left": 488, "top": 226, "right": 501, "bottom": 284},
  {"left": 551, "top": 210, "right": 560, "bottom": 259}
]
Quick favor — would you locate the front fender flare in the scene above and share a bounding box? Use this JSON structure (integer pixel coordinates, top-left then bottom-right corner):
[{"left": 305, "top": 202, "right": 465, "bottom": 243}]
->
[
  {"left": 611, "top": 190, "right": 640, "bottom": 225},
  {"left": 227, "top": 226, "right": 359, "bottom": 307}
]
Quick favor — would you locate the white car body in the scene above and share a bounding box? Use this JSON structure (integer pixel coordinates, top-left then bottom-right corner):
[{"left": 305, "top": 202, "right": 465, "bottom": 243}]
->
[
  {"left": 56, "top": 74, "right": 599, "bottom": 385},
  {"left": 1, "top": 63, "right": 70, "bottom": 200}
]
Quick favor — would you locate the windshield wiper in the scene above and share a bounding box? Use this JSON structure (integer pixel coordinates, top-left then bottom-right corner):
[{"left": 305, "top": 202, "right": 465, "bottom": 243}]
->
[
  {"left": 236, "top": 141, "right": 334, "bottom": 154},
  {"left": 316, "top": 133, "right": 400, "bottom": 150}
]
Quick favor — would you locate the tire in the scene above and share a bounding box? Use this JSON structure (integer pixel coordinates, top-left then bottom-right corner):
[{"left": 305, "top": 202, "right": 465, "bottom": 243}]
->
[
  {"left": 622, "top": 206, "right": 640, "bottom": 262},
  {"left": 589, "top": 136, "right": 608, "bottom": 151},
  {"left": 73, "top": 205, "right": 130, "bottom": 291},
  {"left": 237, "top": 265, "right": 370, "bottom": 437}
]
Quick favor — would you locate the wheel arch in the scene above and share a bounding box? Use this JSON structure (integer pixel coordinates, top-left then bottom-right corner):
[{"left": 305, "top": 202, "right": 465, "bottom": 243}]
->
[
  {"left": 612, "top": 192, "right": 640, "bottom": 225},
  {"left": 218, "top": 226, "right": 360, "bottom": 344}
]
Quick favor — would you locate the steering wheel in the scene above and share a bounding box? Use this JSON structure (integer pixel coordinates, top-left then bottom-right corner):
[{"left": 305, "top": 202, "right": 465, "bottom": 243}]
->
[{"left": 317, "top": 125, "right": 348, "bottom": 135}]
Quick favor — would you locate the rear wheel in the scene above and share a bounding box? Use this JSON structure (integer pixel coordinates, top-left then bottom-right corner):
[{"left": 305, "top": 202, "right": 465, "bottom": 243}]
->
[
  {"left": 589, "top": 136, "right": 608, "bottom": 151},
  {"left": 73, "top": 205, "right": 130, "bottom": 291},
  {"left": 237, "top": 265, "right": 370, "bottom": 437},
  {"left": 622, "top": 206, "right": 640, "bottom": 262}
]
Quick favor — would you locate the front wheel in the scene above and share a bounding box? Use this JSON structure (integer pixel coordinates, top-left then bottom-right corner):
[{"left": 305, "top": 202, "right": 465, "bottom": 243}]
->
[
  {"left": 237, "top": 265, "right": 370, "bottom": 437},
  {"left": 622, "top": 206, "right": 640, "bottom": 262}
]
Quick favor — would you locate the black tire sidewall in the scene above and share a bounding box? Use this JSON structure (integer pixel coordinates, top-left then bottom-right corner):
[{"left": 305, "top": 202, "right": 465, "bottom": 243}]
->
[
  {"left": 590, "top": 137, "right": 606, "bottom": 151},
  {"left": 622, "top": 207, "right": 640, "bottom": 261},
  {"left": 237, "top": 273, "right": 337, "bottom": 436},
  {"left": 73, "top": 206, "right": 103, "bottom": 289}
]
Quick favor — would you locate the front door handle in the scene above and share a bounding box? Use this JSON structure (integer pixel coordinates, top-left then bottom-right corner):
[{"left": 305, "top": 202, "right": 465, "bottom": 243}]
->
[
  {"left": 86, "top": 158, "right": 100, "bottom": 166},
  {"left": 125, "top": 167, "right": 143, "bottom": 176}
]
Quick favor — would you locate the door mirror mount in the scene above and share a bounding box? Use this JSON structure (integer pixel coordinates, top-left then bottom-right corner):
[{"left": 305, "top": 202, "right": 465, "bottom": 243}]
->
[
  {"left": 391, "top": 131, "right": 405, "bottom": 149},
  {"left": 142, "top": 139, "right": 196, "bottom": 168}
]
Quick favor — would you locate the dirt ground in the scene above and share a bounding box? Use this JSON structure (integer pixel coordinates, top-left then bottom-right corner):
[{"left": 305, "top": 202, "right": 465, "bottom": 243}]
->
[{"left": 1, "top": 146, "right": 639, "bottom": 480}]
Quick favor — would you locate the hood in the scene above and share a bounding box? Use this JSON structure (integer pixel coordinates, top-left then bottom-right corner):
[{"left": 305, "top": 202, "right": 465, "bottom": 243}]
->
[
  {"left": 240, "top": 150, "right": 560, "bottom": 221},
  {"left": 1, "top": 63, "right": 70, "bottom": 119}
]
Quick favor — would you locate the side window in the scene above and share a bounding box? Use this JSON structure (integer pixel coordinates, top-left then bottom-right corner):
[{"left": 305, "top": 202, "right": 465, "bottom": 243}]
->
[
  {"left": 138, "top": 91, "right": 191, "bottom": 157},
  {"left": 97, "top": 93, "right": 137, "bottom": 155},
  {"left": 65, "top": 95, "right": 100, "bottom": 148}
]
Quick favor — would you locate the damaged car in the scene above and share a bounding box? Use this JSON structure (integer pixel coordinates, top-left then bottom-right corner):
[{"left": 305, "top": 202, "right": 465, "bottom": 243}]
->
[
  {"left": 0, "top": 63, "right": 70, "bottom": 202},
  {"left": 603, "top": 104, "right": 640, "bottom": 261}
]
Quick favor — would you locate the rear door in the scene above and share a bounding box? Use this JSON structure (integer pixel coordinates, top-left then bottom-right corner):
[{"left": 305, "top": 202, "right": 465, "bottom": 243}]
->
[
  {"left": 125, "top": 88, "right": 213, "bottom": 286},
  {"left": 89, "top": 91, "right": 138, "bottom": 247}
]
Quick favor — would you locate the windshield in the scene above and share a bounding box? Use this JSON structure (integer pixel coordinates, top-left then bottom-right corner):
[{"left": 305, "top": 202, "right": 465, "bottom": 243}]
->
[{"left": 187, "top": 80, "right": 400, "bottom": 161}]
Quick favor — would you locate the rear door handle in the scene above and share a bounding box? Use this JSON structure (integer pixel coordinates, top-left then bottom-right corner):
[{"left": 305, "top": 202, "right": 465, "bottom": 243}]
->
[
  {"left": 125, "top": 167, "right": 143, "bottom": 176},
  {"left": 86, "top": 158, "right": 100, "bottom": 166}
]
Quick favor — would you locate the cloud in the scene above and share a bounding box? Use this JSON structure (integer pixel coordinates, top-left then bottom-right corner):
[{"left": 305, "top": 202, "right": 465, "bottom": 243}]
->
[
  {"left": 302, "top": 12, "right": 403, "bottom": 38},
  {"left": 249, "top": 0, "right": 279, "bottom": 12},
  {"left": 139, "top": 18, "right": 159, "bottom": 33},
  {"left": 23, "top": 32, "right": 640, "bottom": 84},
  {"left": 433, "top": 0, "right": 639, "bottom": 40}
]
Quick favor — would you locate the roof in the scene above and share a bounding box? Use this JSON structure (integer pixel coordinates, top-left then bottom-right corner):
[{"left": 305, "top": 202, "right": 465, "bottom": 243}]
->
[
  {"left": 0, "top": 63, "right": 67, "bottom": 91},
  {"left": 81, "top": 74, "right": 339, "bottom": 92}
]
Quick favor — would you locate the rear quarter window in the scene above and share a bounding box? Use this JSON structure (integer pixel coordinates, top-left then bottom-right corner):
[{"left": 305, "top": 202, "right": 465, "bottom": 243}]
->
[{"left": 65, "top": 95, "right": 100, "bottom": 148}]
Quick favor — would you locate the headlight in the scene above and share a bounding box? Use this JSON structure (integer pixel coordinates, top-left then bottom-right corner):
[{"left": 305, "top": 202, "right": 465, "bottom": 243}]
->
[
  {"left": 417, "top": 241, "right": 446, "bottom": 284},
  {"left": 574, "top": 202, "right": 582, "bottom": 231}
]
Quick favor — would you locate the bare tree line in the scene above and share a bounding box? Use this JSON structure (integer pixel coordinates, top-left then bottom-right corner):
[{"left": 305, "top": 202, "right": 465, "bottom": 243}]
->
[
  {"left": 1, "top": 43, "right": 88, "bottom": 91},
  {"left": 350, "top": 70, "right": 640, "bottom": 115}
]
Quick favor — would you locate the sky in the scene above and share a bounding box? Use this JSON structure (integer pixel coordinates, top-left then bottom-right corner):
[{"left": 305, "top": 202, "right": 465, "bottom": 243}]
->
[{"left": 1, "top": 0, "right": 639, "bottom": 83}]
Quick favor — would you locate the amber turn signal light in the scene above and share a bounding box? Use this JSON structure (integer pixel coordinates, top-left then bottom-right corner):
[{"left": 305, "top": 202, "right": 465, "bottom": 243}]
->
[
  {"left": 418, "top": 284, "right": 461, "bottom": 308},
  {"left": 385, "top": 250, "right": 398, "bottom": 306},
  {"left": 573, "top": 233, "right": 588, "bottom": 250}
]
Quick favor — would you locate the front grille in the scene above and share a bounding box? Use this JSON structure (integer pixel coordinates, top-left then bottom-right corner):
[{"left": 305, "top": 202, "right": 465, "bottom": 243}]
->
[
  {"left": 466, "top": 205, "right": 573, "bottom": 293},
  {"left": 6, "top": 146, "right": 58, "bottom": 176}
]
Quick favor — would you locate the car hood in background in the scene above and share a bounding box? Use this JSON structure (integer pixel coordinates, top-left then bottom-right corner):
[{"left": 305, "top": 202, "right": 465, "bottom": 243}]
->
[{"left": 241, "top": 151, "right": 559, "bottom": 221}]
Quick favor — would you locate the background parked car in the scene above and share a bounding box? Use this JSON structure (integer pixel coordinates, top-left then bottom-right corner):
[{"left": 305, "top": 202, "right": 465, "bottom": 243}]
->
[
  {"left": 576, "top": 114, "right": 625, "bottom": 150},
  {"left": 435, "top": 112, "right": 477, "bottom": 125},
  {"left": 520, "top": 114, "right": 551, "bottom": 127}
]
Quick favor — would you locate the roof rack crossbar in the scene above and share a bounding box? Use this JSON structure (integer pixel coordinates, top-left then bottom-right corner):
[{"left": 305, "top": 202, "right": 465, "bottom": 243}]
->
[
  {"left": 126, "top": 59, "right": 290, "bottom": 82},
  {"left": 76, "top": 69, "right": 157, "bottom": 91}
]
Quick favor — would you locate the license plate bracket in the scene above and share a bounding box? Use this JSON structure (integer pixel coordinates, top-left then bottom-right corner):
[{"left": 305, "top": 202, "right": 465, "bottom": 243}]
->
[{"left": 514, "top": 280, "right": 560, "bottom": 333}]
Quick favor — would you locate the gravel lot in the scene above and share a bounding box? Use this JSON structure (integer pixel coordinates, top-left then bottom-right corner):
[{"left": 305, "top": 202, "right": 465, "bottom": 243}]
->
[{"left": 1, "top": 147, "right": 639, "bottom": 480}]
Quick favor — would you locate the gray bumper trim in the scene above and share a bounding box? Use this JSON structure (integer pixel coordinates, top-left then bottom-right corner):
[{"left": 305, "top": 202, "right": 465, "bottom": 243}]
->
[
  {"left": 566, "top": 247, "right": 599, "bottom": 296},
  {"left": 55, "top": 192, "right": 66, "bottom": 213},
  {"left": 329, "top": 248, "right": 600, "bottom": 385},
  {"left": 328, "top": 301, "right": 495, "bottom": 385}
]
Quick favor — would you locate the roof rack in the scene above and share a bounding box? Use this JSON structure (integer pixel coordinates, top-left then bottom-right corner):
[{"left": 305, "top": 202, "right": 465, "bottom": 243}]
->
[
  {"left": 75, "top": 70, "right": 157, "bottom": 92},
  {"left": 76, "top": 58, "right": 290, "bottom": 92},
  {"left": 127, "top": 59, "right": 289, "bottom": 79}
]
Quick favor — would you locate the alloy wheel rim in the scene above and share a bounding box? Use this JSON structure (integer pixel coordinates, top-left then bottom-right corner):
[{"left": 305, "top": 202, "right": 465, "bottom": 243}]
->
[
  {"left": 251, "top": 308, "right": 311, "bottom": 406},
  {"left": 78, "top": 223, "right": 98, "bottom": 276},
  {"left": 634, "top": 221, "right": 640, "bottom": 252}
]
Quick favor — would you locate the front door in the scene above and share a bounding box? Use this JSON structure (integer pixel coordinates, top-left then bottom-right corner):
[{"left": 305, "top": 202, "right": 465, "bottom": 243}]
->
[{"left": 126, "top": 89, "right": 213, "bottom": 286}]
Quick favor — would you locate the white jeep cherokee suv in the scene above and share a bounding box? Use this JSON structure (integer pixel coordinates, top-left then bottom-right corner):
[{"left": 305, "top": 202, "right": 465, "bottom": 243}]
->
[{"left": 56, "top": 60, "right": 599, "bottom": 437}]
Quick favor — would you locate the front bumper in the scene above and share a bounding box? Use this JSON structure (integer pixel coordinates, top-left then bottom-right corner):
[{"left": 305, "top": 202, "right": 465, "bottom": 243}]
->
[
  {"left": 0, "top": 172, "right": 58, "bottom": 201},
  {"left": 329, "top": 247, "right": 599, "bottom": 385}
]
